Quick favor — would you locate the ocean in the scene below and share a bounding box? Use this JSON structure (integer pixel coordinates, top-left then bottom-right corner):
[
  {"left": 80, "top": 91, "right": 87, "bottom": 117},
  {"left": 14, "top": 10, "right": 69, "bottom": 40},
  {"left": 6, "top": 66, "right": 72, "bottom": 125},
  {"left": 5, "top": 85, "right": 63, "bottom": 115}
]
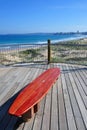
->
[{"left": 0, "top": 33, "right": 86, "bottom": 50}]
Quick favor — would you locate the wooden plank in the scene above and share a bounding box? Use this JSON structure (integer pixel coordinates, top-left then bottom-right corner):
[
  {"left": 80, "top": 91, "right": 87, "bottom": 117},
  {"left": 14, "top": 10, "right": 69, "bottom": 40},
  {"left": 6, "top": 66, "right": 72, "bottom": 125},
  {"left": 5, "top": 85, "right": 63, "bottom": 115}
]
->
[
  {"left": 64, "top": 65, "right": 85, "bottom": 130},
  {"left": 41, "top": 89, "right": 52, "bottom": 130},
  {"left": 22, "top": 117, "right": 34, "bottom": 130},
  {"left": 10, "top": 67, "right": 33, "bottom": 96},
  {"left": 0, "top": 67, "right": 28, "bottom": 105},
  {"left": 0, "top": 67, "right": 18, "bottom": 83},
  {"left": 21, "top": 64, "right": 46, "bottom": 90},
  {"left": 26, "top": 98, "right": 46, "bottom": 130},
  {"left": 71, "top": 66, "right": 87, "bottom": 109},
  {"left": 58, "top": 76, "right": 68, "bottom": 130},
  {"left": 66, "top": 65, "right": 87, "bottom": 129},
  {"left": 15, "top": 119, "right": 25, "bottom": 130},
  {"left": 50, "top": 81, "right": 58, "bottom": 130},
  {"left": 0, "top": 67, "right": 10, "bottom": 78},
  {"left": 0, "top": 68, "right": 31, "bottom": 129},
  {"left": 0, "top": 67, "right": 20, "bottom": 94},
  {"left": 1, "top": 116, "right": 18, "bottom": 130},
  {"left": 82, "top": 68, "right": 87, "bottom": 79},
  {"left": 0, "top": 110, "right": 16, "bottom": 130},
  {"left": 61, "top": 65, "right": 77, "bottom": 130},
  {"left": 3, "top": 65, "right": 48, "bottom": 130},
  {"left": 0, "top": 82, "right": 20, "bottom": 106},
  {"left": 0, "top": 68, "right": 26, "bottom": 105},
  {"left": 79, "top": 67, "right": 87, "bottom": 84},
  {"left": 77, "top": 68, "right": 87, "bottom": 95},
  {"left": 0, "top": 112, "right": 11, "bottom": 129},
  {"left": 0, "top": 68, "right": 13, "bottom": 89}
]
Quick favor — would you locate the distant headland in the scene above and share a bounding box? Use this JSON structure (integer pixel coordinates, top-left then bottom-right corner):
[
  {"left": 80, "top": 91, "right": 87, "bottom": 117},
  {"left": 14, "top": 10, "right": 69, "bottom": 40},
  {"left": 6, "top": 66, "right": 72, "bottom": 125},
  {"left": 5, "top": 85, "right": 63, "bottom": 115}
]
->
[{"left": 53, "top": 31, "right": 87, "bottom": 35}]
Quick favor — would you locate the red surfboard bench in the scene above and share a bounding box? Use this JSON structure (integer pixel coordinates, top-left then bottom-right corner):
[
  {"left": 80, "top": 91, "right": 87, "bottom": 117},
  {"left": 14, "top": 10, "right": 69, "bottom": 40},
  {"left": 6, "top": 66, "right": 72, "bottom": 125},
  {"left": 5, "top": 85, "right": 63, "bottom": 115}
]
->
[{"left": 9, "top": 68, "right": 60, "bottom": 121}]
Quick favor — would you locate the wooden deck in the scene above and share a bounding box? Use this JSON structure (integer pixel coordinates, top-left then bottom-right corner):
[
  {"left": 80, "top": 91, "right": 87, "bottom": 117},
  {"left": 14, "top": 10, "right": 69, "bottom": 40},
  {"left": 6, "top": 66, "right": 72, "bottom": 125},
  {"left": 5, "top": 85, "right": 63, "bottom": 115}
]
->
[{"left": 0, "top": 63, "right": 87, "bottom": 130}]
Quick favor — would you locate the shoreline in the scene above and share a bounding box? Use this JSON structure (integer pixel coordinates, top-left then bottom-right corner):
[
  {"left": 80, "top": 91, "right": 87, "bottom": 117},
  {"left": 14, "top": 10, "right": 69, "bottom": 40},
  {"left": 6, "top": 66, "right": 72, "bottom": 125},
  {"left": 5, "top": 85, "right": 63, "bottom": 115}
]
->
[
  {"left": 0, "top": 38, "right": 87, "bottom": 66},
  {"left": 0, "top": 34, "right": 87, "bottom": 45},
  {"left": 0, "top": 37, "right": 87, "bottom": 54},
  {"left": 0, "top": 36, "right": 87, "bottom": 51}
]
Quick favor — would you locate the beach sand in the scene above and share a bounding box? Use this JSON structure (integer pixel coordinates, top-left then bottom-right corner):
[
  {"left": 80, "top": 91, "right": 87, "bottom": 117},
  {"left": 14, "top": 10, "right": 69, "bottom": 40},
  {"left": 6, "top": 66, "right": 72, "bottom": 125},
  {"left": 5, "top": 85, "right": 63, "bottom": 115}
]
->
[{"left": 0, "top": 38, "right": 87, "bottom": 65}]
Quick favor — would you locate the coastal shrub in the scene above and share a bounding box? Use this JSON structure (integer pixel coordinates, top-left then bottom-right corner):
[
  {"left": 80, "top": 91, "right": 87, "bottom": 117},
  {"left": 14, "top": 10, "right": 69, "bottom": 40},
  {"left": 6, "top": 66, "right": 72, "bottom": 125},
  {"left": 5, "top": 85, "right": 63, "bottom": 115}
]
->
[
  {"left": 19, "top": 49, "right": 40, "bottom": 57},
  {"left": 51, "top": 57, "right": 65, "bottom": 63}
]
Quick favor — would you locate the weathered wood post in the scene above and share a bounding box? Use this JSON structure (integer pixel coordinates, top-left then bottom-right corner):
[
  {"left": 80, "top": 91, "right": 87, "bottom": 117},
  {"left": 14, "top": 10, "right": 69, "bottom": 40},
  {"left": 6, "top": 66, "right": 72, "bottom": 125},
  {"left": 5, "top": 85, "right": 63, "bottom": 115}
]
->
[{"left": 48, "top": 39, "right": 51, "bottom": 64}]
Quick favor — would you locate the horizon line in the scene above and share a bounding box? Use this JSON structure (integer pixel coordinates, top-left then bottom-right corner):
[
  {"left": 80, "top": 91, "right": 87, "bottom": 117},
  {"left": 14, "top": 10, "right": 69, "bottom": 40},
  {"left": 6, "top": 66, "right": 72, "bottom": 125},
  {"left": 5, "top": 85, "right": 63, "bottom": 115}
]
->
[{"left": 0, "top": 31, "right": 87, "bottom": 35}]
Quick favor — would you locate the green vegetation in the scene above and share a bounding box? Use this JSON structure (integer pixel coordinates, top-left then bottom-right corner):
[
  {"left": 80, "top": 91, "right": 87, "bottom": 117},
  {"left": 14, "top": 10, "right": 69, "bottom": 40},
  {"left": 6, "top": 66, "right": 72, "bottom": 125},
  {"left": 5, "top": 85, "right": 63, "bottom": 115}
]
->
[
  {"left": 19, "top": 49, "right": 39, "bottom": 56},
  {"left": 50, "top": 40, "right": 87, "bottom": 65}
]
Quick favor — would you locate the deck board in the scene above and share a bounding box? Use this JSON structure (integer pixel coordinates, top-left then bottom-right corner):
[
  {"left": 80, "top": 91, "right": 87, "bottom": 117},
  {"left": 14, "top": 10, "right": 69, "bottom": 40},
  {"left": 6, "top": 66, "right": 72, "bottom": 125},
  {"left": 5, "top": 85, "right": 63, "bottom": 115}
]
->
[
  {"left": 41, "top": 89, "right": 52, "bottom": 130},
  {"left": 58, "top": 76, "right": 68, "bottom": 130},
  {"left": 65, "top": 65, "right": 85, "bottom": 130},
  {"left": 61, "top": 65, "right": 77, "bottom": 130},
  {"left": 0, "top": 63, "right": 87, "bottom": 130},
  {"left": 50, "top": 82, "right": 58, "bottom": 130},
  {"left": 71, "top": 66, "right": 87, "bottom": 109},
  {"left": 66, "top": 65, "right": 87, "bottom": 129}
]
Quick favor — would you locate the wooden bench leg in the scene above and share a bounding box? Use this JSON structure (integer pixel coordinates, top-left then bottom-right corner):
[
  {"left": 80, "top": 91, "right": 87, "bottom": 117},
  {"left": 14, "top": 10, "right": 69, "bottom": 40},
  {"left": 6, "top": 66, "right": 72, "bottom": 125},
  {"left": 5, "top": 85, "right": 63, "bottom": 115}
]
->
[
  {"left": 22, "top": 107, "right": 34, "bottom": 122},
  {"left": 22, "top": 103, "right": 40, "bottom": 122},
  {"left": 34, "top": 103, "right": 39, "bottom": 113}
]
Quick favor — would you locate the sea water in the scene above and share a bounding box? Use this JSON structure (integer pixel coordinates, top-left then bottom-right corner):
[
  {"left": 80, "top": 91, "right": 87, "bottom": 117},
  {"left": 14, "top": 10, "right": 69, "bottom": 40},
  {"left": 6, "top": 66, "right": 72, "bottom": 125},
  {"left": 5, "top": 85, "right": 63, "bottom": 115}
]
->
[{"left": 0, "top": 33, "right": 86, "bottom": 50}]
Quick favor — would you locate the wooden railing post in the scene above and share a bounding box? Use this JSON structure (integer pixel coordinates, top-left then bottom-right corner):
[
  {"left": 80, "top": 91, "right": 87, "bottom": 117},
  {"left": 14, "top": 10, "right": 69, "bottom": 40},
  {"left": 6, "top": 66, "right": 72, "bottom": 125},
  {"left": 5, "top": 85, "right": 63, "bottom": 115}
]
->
[{"left": 48, "top": 39, "right": 51, "bottom": 64}]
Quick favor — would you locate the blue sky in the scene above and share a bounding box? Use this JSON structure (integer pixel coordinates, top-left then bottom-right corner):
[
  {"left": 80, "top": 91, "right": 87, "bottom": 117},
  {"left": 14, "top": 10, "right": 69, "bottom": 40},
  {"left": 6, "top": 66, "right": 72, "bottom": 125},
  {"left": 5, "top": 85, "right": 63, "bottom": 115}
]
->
[{"left": 0, "top": 0, "right": 87, "bottom": 34}]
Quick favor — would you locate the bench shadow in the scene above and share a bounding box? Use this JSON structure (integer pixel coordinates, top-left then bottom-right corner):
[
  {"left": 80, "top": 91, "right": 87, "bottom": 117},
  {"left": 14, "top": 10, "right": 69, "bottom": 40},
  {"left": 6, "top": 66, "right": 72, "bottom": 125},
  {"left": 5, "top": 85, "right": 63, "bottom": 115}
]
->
[{"left": 0, "top": 85, "right": 29, "bottom": 130}]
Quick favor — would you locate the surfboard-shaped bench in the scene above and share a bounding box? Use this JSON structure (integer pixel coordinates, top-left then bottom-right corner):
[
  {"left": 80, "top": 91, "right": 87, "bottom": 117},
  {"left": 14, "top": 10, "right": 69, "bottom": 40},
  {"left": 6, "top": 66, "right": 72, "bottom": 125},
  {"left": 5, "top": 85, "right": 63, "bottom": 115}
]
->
[{"left": 9, "top": 68, "right": 60, "bottom": 121}]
